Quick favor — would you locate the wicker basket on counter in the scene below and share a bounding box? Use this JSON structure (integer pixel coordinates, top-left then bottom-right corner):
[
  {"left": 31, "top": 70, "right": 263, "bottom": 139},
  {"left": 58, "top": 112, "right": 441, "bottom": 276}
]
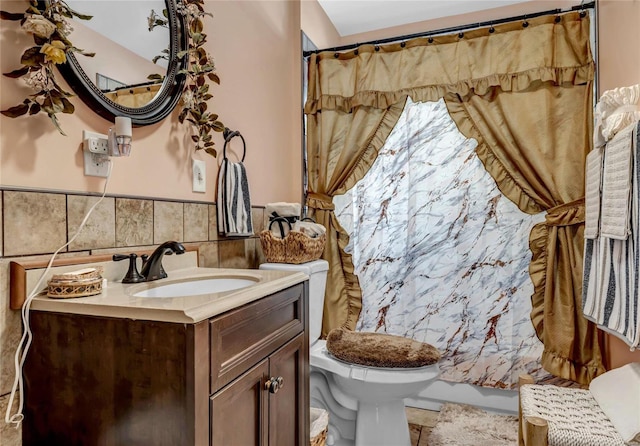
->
[{"left": 259, "top": 217, "right": 326, "bottom": 264}]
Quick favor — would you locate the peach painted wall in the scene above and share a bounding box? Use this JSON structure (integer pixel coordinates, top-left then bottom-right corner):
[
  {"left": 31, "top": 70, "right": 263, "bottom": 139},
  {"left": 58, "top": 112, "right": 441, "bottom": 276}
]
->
[
  {"left": 0, "top": 0, "right": 302, "bottom": 205},
  {"left": 598, "top": 0, "right": 640, "bottom": 369},
  {"left": 301, "top": 0, "right": 640, "bottom": 369},
  {"left": 597, "top": 0, "right": 640, "bottom": 94}
]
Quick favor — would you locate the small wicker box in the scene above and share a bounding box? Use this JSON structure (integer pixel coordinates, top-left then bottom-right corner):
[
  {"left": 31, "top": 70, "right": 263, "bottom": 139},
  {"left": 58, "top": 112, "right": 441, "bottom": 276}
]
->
[{"left": 47, "top": 267, "right": 103, "bottom": 299}]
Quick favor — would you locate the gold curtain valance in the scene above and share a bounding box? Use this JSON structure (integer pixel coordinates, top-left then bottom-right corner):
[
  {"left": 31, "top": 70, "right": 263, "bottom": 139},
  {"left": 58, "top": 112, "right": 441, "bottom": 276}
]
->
[{"left": 305, "top": 11, "right": 593, "bottom": 114}]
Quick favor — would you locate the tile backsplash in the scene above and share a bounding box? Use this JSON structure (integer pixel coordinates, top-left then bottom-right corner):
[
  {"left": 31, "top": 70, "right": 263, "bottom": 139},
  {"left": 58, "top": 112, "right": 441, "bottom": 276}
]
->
[{"left": 0, "top": 188, "right": 269, "bottom": 446}]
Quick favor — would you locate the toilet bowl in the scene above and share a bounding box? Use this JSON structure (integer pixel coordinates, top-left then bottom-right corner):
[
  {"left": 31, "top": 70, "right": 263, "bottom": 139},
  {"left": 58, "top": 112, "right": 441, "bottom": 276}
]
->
[{"left": 260, "top": 260, "right": 440, "bottom": 446}]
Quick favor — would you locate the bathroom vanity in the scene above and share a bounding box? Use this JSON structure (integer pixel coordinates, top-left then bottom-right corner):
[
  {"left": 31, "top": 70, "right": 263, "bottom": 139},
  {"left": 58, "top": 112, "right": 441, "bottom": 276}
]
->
[{"left": 19, "top": 263, "right": 309, "bottom": 446}]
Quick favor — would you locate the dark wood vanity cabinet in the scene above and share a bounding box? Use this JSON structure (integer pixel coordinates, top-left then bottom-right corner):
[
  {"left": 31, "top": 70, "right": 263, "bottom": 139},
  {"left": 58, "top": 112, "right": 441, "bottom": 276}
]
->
[
  {"left": 23, "top": 282, "right": 309, "bottom": 446},
  {"left": 210, "top": 334, "right": 306, "bottom": 446}
]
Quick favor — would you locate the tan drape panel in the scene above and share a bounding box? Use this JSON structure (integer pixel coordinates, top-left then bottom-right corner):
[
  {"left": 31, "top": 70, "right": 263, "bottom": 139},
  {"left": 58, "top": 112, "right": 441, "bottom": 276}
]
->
[
  {"left": 445, "top": 84, "right": 604, "bottom": 384},
  {"left": 104, "top": 84, "right": 161, "bottom": 108},
  {"left": 306, "top": 103, "right": 405, "bottom": 335},
  {"left": 306, "top": 11, "right": 604, "bottom": 382}
]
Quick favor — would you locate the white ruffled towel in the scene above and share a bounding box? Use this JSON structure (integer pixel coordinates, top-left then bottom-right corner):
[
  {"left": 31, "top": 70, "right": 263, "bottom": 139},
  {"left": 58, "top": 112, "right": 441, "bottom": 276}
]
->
[
  {"left": 217, "top": 159, "right": 253, "bottom": 236},
  {"left": 594, "top": 83, "right": 640, "bottom": 149}
]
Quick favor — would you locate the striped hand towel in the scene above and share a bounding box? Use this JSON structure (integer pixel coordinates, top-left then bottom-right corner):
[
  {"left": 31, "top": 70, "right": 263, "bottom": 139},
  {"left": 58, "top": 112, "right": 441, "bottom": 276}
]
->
[
  {"left": 217, "top": 159, "right": 253, "bottom": 236},
  {"left": 583, "top": 121, "right": 640, "bottom": 349}
]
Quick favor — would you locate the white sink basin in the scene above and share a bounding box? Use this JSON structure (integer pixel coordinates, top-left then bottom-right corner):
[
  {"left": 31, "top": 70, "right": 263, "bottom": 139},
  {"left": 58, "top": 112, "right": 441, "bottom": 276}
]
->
[{"left": 133, "top": 277, "right": 258, "bottom": 298}]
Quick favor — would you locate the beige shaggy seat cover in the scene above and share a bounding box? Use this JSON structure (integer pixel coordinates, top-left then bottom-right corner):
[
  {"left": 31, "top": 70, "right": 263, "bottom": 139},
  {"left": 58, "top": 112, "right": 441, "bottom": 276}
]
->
[{"left": 326, "top": 328, "right": 441, "bottom": 368}]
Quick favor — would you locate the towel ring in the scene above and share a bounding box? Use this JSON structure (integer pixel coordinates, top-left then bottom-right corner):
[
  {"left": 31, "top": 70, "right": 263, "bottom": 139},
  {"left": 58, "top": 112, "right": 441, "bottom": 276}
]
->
[{"left": 222, "top": 127, "right": 246, "bottom": 162}]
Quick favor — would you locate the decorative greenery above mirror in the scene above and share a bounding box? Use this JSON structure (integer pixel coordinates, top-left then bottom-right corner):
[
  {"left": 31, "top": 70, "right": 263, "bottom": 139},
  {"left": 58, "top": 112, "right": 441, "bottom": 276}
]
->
[{"left": 1, "top": 0, "right": 223, "bottom": 156}]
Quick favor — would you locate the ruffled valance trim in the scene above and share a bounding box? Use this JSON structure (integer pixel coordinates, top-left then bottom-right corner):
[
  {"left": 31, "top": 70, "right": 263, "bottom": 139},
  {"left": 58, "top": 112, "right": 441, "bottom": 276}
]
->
[
  {"left": 540, "top": 348, "right": 606, "bottom": 385},
  {"left": 336, "top": 104, "right": 406, "bottom": 194},
  {"left": 529, "top": 221, "right": 548, "bottom": 341},
  {"left": 474, "top": 141, "right": 545, "bottom": 215},
  {"left": 304, "top": 64, "right": 594, "bottom": 114},
  {"left": 333, "top": 212, "right": 362, "bottom": 331}
]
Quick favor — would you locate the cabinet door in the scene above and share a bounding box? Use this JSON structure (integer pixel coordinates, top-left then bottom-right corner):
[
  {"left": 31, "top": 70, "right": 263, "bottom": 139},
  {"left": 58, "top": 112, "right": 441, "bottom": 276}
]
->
[
  {"left": 268, "top": 333, "right": 309, "bottom": 446},
  {"left": 211, "top": 359, "right": 269, "bottom": 446}
]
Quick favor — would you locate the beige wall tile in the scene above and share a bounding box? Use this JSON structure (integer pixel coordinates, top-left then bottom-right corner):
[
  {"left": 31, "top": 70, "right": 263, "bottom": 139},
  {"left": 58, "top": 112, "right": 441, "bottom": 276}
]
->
[
  {"left": 0, "top": 392, "right": 21, "bottom": 446},
  {"left": 0, "top": 191, "right": 3, "bottom": 257},
  {"left": 67, "top": 196, "right": 115, "bottom": 251},
  {"left": 115, "top": 198, "right": 153, "bottom": 247},
  {"left": 197, "top": 242, "right": 219, "bottom": 268},
  {"left": 245, "top": 238, "right": 258, "bottom": 269},
  {"left": 208, "top": 205, "right": 218, "bottom": 241},
  {"left": 252, "top": 207, "right": 265, "bottom": 235},
  {"left": 4, "top": 191, "right": 66, "bottom": 256},
  {"left": 256, "top": 236, "right": 267, "bottom": 266},
  {"left": 184, "top": 203, "right": 208, "bottom": 242},
  {"left": 0, "top": 262, "right": 21, "bottom": 396},
  {"left": 154, "top": 201, "right": 184, "bottom": 243},
  {"left": 263, "top": 209, "right": 270, "bottom": 233},
  {"left": 218, "top": 239, "right": 253, "bottom": 269}
]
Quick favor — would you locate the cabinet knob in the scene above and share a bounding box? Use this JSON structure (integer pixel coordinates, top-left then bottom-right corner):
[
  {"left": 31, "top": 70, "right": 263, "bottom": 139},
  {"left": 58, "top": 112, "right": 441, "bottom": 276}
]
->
[{"left": 265, "top": 376, "right": 284, "bottom": 394}]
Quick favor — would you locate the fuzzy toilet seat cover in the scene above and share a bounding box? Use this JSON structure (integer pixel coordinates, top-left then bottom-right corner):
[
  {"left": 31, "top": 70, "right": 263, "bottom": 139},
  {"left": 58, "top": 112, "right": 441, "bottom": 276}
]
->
[{"left": 326, "top": 328, "right": 441, "bottom": 368}]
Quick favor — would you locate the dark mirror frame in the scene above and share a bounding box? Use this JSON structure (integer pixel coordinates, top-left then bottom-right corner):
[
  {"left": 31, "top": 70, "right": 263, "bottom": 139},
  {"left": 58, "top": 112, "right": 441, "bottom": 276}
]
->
[{"left": 40, "top": 0, "right": 188, "bottom": 126}]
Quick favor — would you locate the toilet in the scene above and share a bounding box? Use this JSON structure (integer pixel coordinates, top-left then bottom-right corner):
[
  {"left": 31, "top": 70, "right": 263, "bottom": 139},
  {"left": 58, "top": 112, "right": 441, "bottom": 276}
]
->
[{"left": 260, "top": 260, "right": 440, "bottom": 446}]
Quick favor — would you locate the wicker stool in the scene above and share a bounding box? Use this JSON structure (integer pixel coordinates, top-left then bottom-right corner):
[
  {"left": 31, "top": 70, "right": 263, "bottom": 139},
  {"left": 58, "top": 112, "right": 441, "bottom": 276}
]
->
[{"left": 518, "top": 375, "right": 628, "bottom": 446}]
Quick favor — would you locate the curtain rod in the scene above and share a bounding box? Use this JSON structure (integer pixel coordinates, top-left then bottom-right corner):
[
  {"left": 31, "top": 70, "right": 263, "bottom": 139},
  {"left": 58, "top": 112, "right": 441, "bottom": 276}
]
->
[{"left": 304, "top": 1, "right": 595, "bottom": 57}]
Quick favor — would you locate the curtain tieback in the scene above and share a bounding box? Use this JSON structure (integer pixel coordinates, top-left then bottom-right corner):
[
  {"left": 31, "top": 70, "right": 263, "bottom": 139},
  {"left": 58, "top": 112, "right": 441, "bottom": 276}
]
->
[
  {"left": 307, "top": 192, "right": 335, "bottom": 211},
  {"left": 545, "top": 198, "right": 585, "bottom": 227}
]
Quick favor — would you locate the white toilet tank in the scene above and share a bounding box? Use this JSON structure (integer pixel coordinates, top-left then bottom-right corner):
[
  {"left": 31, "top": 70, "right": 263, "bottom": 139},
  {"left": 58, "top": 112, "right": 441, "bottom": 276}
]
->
[{"left": 259, "top": 260, "right": 328, "bottom": 344}]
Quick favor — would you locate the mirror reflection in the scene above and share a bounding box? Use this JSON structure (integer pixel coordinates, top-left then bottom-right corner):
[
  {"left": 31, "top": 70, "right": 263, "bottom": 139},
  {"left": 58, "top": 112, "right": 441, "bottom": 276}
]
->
[{"left": 66, "top": 0, "right": 170, "bottom": 108}]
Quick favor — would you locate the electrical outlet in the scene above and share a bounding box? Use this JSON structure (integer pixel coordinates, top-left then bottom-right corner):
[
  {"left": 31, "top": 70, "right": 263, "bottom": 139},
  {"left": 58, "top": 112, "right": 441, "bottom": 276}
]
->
[
  {"left": 193, "top": 160, "right": 206, "bottom": 193},
  {"left": 83, "top": 130, "right": 108, "bottom": 154},
  {"left": 83, "top": 151, "right": 110, "bottom": 177},
  {"left": 82, "top": 130, "right": 110, "bottom": 177}
]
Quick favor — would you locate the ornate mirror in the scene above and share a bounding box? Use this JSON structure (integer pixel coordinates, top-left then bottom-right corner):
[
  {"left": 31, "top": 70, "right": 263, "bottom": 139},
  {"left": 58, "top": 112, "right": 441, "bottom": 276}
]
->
[{"left": 42, "top": 0, "right": 187, "bottom": 125}]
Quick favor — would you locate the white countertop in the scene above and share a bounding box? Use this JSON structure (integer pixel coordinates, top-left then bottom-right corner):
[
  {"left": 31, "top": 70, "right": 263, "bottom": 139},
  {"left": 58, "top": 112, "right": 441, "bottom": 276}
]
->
[{"left": 27, "top": 253, "right": 307, "bottom": 323}]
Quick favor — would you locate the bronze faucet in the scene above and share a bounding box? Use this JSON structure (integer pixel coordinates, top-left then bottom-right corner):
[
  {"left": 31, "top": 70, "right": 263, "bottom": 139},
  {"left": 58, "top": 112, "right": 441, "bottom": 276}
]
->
[{"left": 139, "top": 241, "right": 186, "bottom": 282}]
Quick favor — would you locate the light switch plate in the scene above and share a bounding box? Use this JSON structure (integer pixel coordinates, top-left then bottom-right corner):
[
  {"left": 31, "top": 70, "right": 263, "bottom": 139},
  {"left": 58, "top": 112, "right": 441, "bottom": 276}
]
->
[{"left": 192, "top": 160, "right": 206, "bottom": 193}]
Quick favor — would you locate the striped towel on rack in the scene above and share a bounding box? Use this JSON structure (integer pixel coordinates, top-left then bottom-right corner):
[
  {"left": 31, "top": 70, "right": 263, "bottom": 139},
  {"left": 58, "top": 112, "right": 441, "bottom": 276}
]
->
[
  {"left": 583, "top": 121, "right": 640, "bottom": 349},
  {"left": 217, "top": 159, "right": 253, "bottom": 236}
]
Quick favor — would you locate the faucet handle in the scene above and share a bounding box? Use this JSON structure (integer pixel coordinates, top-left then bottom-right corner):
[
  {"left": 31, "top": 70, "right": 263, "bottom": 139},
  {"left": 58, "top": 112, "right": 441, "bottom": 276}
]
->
[{"left": 113, "top": 253, "right": 146, "bottom": 283}]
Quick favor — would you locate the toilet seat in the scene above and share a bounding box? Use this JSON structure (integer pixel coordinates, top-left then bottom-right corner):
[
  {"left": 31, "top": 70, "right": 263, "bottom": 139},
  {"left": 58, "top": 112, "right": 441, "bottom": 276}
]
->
[{"left": 310, "top": 340, "right": 439, "bottom": 384}]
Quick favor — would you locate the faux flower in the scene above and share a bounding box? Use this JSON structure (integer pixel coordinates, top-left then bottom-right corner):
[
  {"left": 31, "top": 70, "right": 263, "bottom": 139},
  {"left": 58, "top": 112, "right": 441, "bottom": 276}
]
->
[
  {"left": 24, "top": 68, "right": 52, "bottom": 91},
  {"left": 53, "top": 13, "right": 73, "bottom": 36},
  {"left": 21, "top": 14, "right": 56, "bottom": 39},
  {"left": 40, "top": 40, "right": 66, "bottom": 64}
]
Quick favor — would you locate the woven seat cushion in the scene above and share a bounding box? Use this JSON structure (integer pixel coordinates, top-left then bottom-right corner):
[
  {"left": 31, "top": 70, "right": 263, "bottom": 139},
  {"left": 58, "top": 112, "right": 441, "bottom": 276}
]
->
[
  {"left": 325, "top": 328, "right": 440, "bottom": 368},
  {"left": 520, "top": 384, "right": 630, "bottom": 446}
]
